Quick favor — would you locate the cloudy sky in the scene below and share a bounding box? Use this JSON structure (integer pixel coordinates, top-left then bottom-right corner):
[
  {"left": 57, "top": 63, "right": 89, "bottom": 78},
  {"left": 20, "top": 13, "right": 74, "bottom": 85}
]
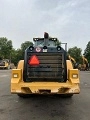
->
[{"left": 0, "top": 0, "right": 90, "bottom": 53}]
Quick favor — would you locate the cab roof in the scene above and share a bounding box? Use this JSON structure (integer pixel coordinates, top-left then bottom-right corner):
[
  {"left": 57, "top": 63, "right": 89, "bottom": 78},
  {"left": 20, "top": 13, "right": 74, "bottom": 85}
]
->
[{"left": 33, "top": 38, "right": 58, "bottom": 42}]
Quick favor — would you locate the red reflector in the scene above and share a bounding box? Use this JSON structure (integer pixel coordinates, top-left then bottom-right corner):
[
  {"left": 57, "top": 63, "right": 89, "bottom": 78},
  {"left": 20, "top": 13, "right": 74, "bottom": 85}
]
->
[{"left": 29, "top": 55, "right": 39, "bottom": 65}]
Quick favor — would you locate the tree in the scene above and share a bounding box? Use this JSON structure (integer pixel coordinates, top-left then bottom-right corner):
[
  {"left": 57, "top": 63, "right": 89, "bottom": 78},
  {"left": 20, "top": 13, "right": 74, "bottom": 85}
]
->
[
  {"left": 83, "top": 41, "right": 90, "bottom": 63},
  {"left": 68, "top": 46, "right": 82, "bottom": 63},
  {"left": 10, "top": 48, "right": 18, "bottom": 65},
  {"left": 21, "top": 41, "right": 33, "bottom": 51},
  {"left": 0, "top": 37, "right": 13, "bottom": 59},
  {"left": 11, "top": 41, "right": 33, "bottom": 65},
  {"left": 10, "top": 48, "right": 23, "bottom": 66},
  {"left": 20, "top": 41, "right": 33, "bottom": 59}
]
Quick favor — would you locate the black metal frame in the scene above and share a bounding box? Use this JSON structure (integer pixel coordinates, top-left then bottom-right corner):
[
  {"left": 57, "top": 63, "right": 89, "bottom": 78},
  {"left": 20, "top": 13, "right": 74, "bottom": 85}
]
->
[{"left": 23, "top": 46, "right": 67, "bottom": 82}]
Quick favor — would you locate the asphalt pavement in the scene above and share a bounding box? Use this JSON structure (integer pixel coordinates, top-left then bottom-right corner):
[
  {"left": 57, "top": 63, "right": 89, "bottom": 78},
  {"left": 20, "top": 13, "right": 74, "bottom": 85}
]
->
[{"left": 0, "top": 70, "right": 90, "bottom": 120}]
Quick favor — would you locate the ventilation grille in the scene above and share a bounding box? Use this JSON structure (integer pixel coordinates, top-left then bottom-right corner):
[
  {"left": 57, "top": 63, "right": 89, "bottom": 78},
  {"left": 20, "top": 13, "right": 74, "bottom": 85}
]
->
[{"left": 27, "top": 52, "right": 65, "bottom": 82}]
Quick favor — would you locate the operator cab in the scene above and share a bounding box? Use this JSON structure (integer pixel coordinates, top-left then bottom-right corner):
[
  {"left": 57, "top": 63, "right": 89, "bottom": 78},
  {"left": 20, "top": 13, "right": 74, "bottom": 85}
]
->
[
  {"left": 34, "top": 38, "right": 57, "bottom": 47},
  {"left": 33, "top": 32, "right": 58, "bottom": 48}
]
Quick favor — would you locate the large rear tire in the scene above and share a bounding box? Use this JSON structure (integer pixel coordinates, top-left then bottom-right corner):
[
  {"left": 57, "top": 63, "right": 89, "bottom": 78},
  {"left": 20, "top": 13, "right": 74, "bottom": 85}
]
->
[
  {"left": 61, "top": 94, "right": 73, "bottom": 98},
  {"left": 17, "top": 94, "right": 30, "bottom": 98}
]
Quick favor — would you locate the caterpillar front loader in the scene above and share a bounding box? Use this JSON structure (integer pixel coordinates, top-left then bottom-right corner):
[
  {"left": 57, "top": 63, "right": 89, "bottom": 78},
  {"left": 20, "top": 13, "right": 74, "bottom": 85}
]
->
[
  {"left": 0, "top": 59, "right": 10, "bottom": 69},
  {"left": 11, "top": 33, "right": 80, "bottom": 98},
  {"left": 78, "top": 56, "right": 89, "bottom": 71}
]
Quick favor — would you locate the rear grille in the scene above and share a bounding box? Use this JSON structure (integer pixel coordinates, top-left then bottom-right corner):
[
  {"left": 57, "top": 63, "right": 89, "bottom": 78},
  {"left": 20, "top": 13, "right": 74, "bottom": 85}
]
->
[{"left": 26, "top": 52, "right": 65, "bottom": 82}]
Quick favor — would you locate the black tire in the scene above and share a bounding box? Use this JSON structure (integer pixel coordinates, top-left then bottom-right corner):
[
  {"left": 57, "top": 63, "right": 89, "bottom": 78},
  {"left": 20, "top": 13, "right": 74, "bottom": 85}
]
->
[
  {"left": 61, "top": 94, "right": 73, "bottom": 98},
  {"left": 17, "top": 94, "right": 30, "bottom": 98}
]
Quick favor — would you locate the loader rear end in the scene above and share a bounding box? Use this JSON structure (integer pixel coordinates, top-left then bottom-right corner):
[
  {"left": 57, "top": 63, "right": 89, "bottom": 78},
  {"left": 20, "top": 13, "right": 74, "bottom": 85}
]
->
[{"left": 11, "top": 33, "right": 80, "bottom": 97}]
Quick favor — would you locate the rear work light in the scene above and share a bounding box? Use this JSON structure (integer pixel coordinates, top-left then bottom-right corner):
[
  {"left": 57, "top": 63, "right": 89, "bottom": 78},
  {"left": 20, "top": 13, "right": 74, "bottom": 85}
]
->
[
  {"left": 28, "top": 55, "right": 40, "bottom": 65},
  {"left": 13, "top": 73, "right": 18, "bottom": 78},
  {"left": 57, "top": 46, "right": 61, "bottom": 51},
  {"left": 72, "top": 74, "right": 78, "bottom": 78},
  {"left": 29, "top": 46, "right": 34, "bottom": 51}
]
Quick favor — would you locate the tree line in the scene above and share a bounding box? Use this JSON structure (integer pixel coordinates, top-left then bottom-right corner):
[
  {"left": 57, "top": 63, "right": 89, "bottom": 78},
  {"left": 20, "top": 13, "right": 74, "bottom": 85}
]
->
[
  {"left": 0, "top": 37, "right": 33, "bottom": 65},
  {"left": 0, "top": 37, "right": 90, "bottom": 65}
]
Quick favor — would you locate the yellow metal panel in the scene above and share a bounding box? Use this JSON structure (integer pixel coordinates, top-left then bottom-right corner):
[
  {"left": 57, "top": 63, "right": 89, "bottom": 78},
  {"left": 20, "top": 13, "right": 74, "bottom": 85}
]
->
[
  {"left": 11, "top": 69, "right": 22, "bottom": 83},
  {"left": 11, "top": 82, "right": 80, "bottom": 94},
  {"left": 66, "top": 60, "right": 73, "bottom": 79},
  {"left": 17, "top": 60, "right": 24, "bottom": 69},
  {"left": 17, "top": 60, "right": 24, "bottom": 81},
  {"left": 68, "top": 69, "right": 80, "bottom": 83},
  {"left": 66, "top": 60, "right": 73, "bottom": 69}
]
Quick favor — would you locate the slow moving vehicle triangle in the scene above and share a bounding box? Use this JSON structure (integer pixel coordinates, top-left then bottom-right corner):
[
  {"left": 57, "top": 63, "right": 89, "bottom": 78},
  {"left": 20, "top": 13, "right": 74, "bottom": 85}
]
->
[{"left": 29, "top": 55, "right": 39, "bottom": 65}]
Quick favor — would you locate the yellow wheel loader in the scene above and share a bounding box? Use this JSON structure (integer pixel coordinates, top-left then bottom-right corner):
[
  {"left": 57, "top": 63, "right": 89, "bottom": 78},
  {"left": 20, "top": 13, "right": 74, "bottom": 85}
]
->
[
  {"left": 0, "top": 59, "right": 15, "bottom": 69},
  {"left": 0, "top": 59, "right": 10, "bottom": 69},
  {"left": 11, "top": 33, "right": 80, "bottom": 98},
  {"left": 78, "top": 56, "right": 89, "bottom": 71}
]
